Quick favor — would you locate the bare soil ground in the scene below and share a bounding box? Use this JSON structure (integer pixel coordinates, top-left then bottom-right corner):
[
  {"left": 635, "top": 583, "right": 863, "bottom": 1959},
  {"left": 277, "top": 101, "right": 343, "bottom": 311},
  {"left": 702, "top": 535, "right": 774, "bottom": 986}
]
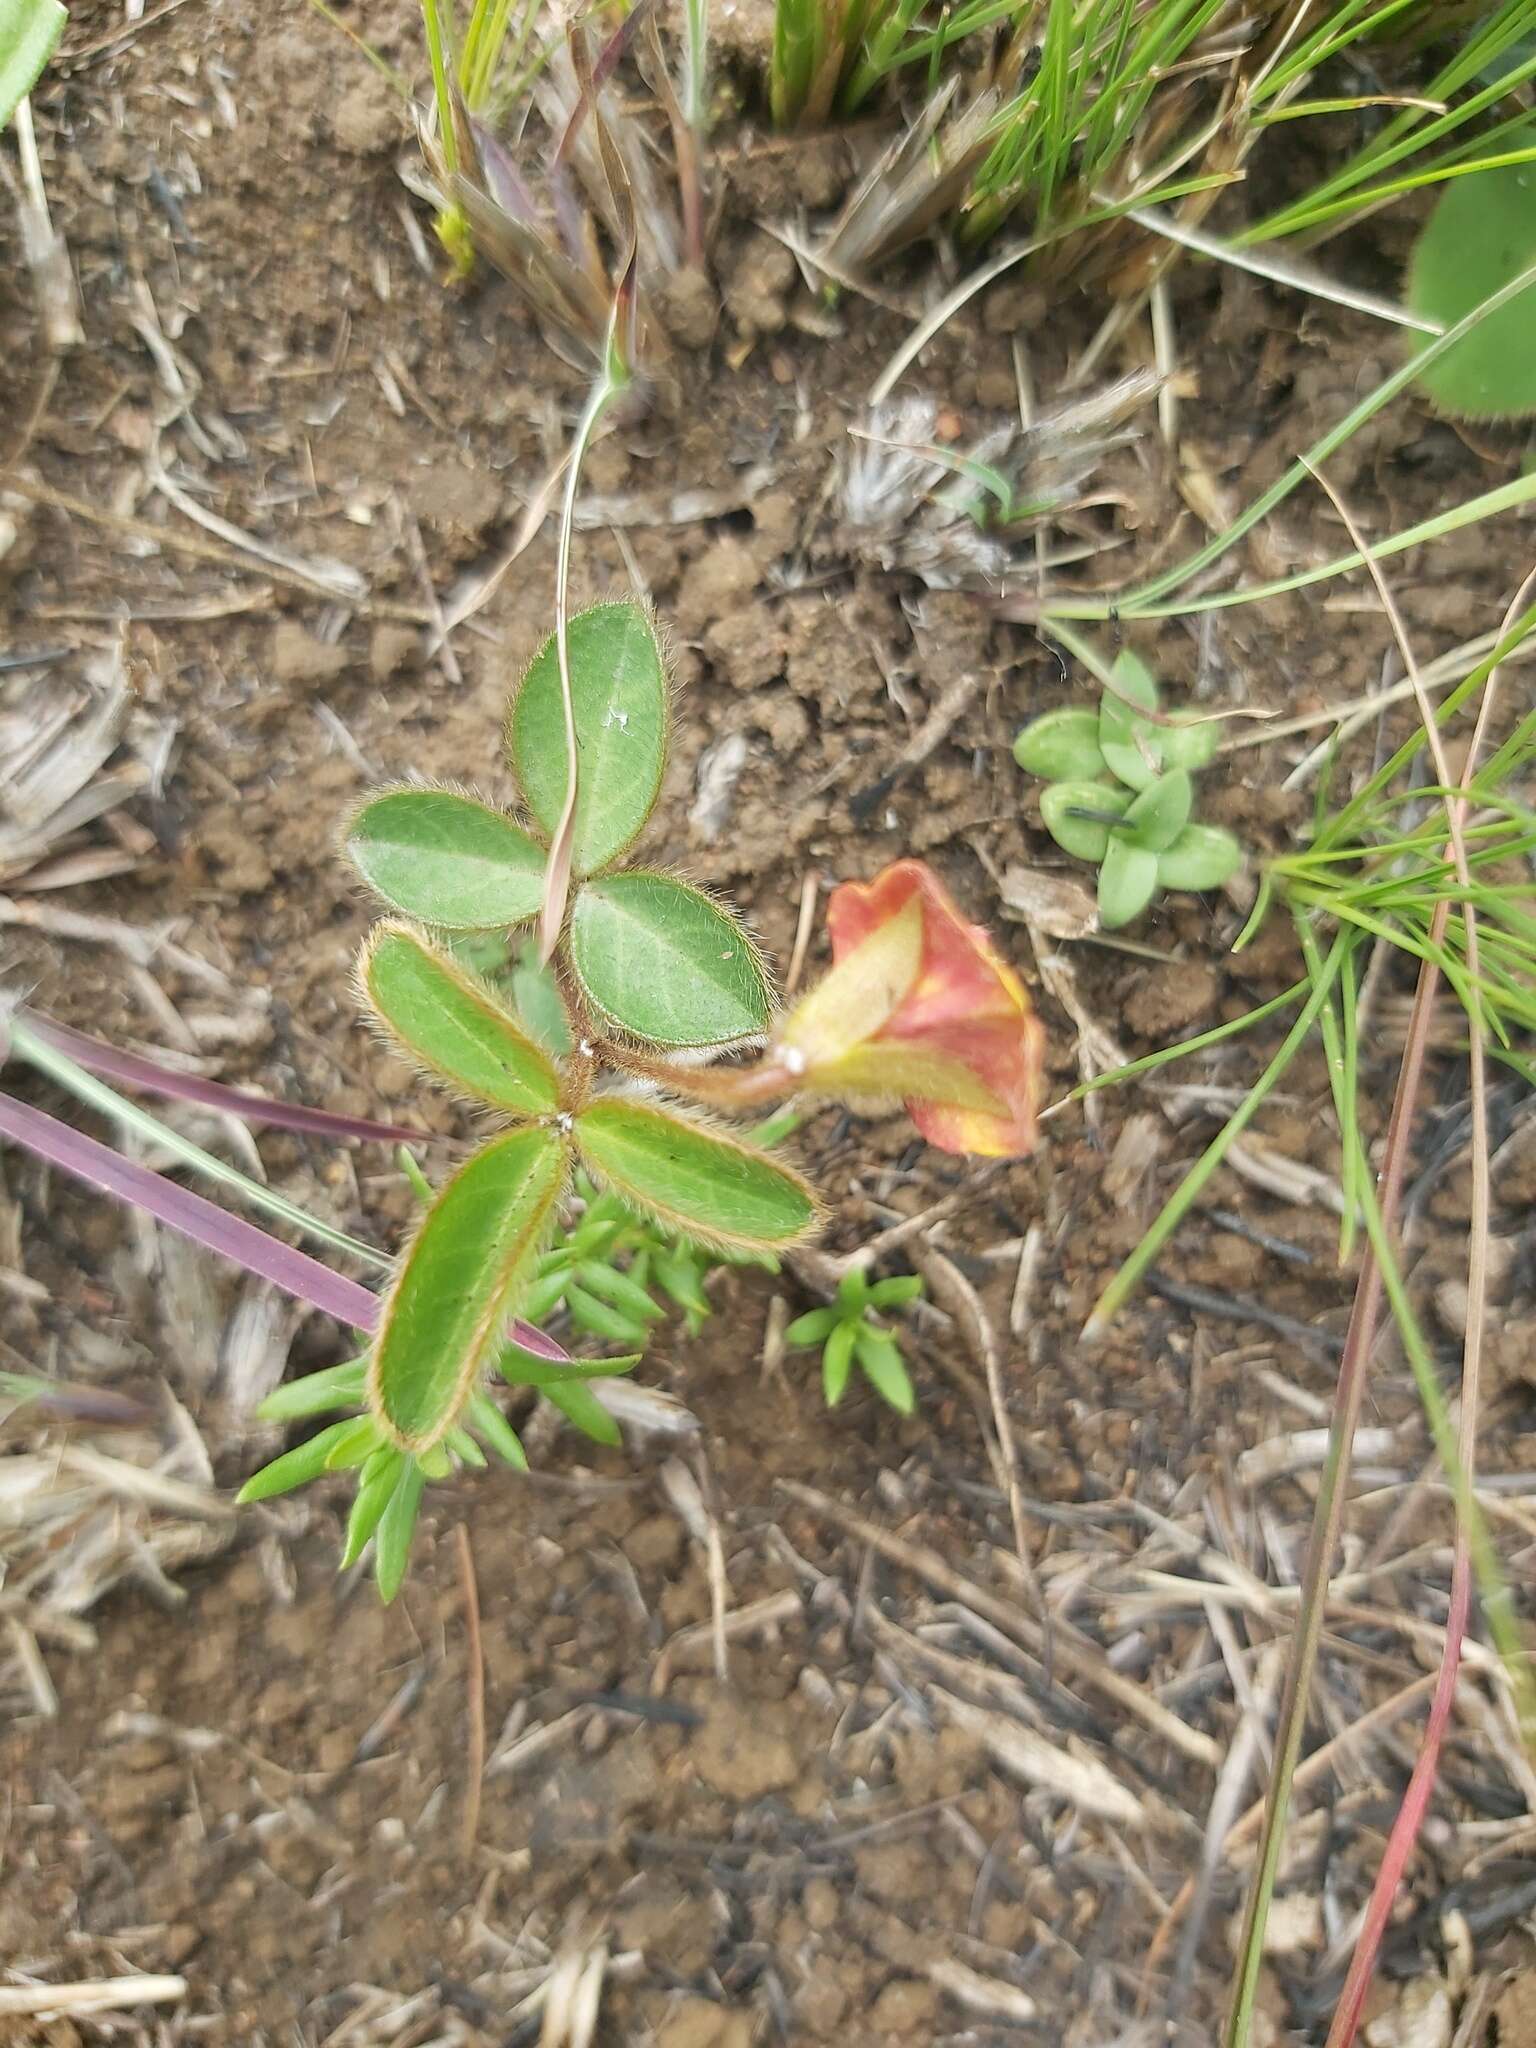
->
[{"left": 3, "top": 3, "right": 1536, "bottom": 2043}]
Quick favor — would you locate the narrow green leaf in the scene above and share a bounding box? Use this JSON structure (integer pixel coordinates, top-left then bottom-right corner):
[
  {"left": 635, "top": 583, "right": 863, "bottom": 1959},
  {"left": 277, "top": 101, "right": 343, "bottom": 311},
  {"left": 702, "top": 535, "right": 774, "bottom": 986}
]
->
[
  {"left": 374, "top": 1459, "right": 427, "bottom": 1602},
  {"left": 360, "top": 924, "right": 560, "bottom": 1118},
  {"left": 1, "top": 0, "right": 64, "bottom": 132},
  {"left": 567, "top": 1283, "right": 650, "bottom": 1347},
  {"left": 652, "top": 1247, "right": 711, "bottom": 1322},
  {"left": 1157, "top": 823, "right": 1244, "bottom": 892},
  {"left": 576, "top": 1260, "right": 667, "bottom": 1324},
  {"left": 345, "top": 787, "right": 545, "bottom": 929},
  {"left": 520, "top": 1269, "right": 572, "bottom": 1324},
  {"left": 868, "top": 1274, "right": 924, "bottom": 1309},
  {"left": 506, "top": 601, "right": 669, "bottom": 876},
  {"left": 1122, "top": 769, "right": 1194, "bottom": 853},
  {"left": 256, "top": 1356, "right": 368, "bottom": 1422},
  {"left": 785, "top": 1305, "right": 838, "bottom": 1347},
  {"left": 856, "top": 1327, "right": 915, "bottom": 1414},
  {"left": 447, "top": 1426, "right": 488, "bottom": 1469},
  {"left": 1013, "top": 707, "right": 1107, "bottom": 781},
  {"left": 467, "top": 1392, "right": 528, "bottom": 1469},
  {"left": 836, "top": 1268, "right": 871, "bottom": 1312},
  {"left": 238, "top": 1417, "right": 376, "bottom": 1503},
  {"left": 324, "top": 1416, "right": 381, "bottom": 1470},
  {"left": 542, "top": 1377, "right": 622, "bottom": 1445},
  {"left": 569, "top": 872, "right": 770, "bottom": 1047},
  {"left": 495, "top": 1344, "right": 640, "bottom": 1388},
  {"left": 1098, "top": 838, "right": 1161, "bottom": 929},
  {"left": 1040, "top": 779, "right": 1130, "bottom": 861},
  {"left": 822, "top": 1320, "right": 856, "bottom": 1406},
  {"left": 340, "top": 1448, "right": 404, "bottom": 1567},
  {"left": 574, "top": 1099, "right": 822, "bottom": 1251},
  {"left": 369, "top": 1128, "right": 567, "bottom": 1450}
]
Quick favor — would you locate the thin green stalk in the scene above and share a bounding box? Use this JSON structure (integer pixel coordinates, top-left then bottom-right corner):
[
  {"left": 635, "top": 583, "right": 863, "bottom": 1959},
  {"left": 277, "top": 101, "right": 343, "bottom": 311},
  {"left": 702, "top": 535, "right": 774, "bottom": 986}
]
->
[
  {"left": 683, "top": 0, "right": 709, "bottom": 130},
  {"left": 1082, "top": 935, "right": 1347, "bottom": 1339},
  {"left": 1044, "top": 470, "right": 1536, "bottom": 622},
  {"left": 1035, "top": 255, "right": 1536, "bottom": 624},
  {"left": 421, "top": 0, "right": 459, "bottom": 179},
  {"left": 1223, "top": 913, "right": 1426, "bottom": 2048},
  {"left": 538, "top": 290, "right": 632, "bottom": 963},
  {"left": 1048, "top": 978, "right": 1310, "bottom": 1113},
  {"left": 9, "top": 1017, "right": 389, "bottom": 1271}
]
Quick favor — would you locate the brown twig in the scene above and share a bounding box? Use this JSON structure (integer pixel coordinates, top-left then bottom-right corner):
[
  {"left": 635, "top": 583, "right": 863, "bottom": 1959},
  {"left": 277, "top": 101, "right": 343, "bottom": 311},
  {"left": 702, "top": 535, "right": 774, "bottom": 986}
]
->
[{"left": 777, "top": 1477, "right": 1218, "bottom": 1767}]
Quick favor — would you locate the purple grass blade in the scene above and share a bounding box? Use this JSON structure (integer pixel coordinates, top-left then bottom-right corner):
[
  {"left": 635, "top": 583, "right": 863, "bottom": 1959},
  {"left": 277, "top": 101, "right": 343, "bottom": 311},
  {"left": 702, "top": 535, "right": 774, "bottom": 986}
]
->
[
  {"left": 21, "top": 1012, "right": 426, "bottom": 1145},
  {"left": 0, "top": 1088, "right": 383, "bottom": 1329},
  {"left": 0, "top": 1089, "right": 570, "bottom": 1360}
]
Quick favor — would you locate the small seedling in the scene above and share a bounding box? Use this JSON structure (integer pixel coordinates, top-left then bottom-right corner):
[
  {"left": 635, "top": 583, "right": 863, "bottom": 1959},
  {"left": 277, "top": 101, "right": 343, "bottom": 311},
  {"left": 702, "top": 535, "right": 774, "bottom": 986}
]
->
[
  {"left": 1407, "top": 127, "right": 1536, "bottom": 420},
  {"left": 785, "top": 1269, "right": 923, "bottom": 1413},
  {"left": 1013, "top": 650, "right": 1242, "bottom": 929}
]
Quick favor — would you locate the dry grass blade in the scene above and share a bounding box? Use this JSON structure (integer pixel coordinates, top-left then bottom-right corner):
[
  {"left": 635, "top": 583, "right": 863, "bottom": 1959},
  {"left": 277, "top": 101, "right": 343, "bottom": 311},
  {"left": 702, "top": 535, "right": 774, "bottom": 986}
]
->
[
  {"left": 1, "top": 1395, "right": 233, "bottom": 1714},
  {"left": 0, "top": 1975, "right": 187, "bottom": 2017},
  {"left": 812, "top": 81, "right": 1001, "bottom": 278},
  {"left": 937, "top": 1690, "right": 1148, "bottom": 1826},
  {"left": 0, "top": 638, "right": 173, "bottom": 889},
  {"left": 778, "top": 1477, "right": 1219, "bottom": 1767}
]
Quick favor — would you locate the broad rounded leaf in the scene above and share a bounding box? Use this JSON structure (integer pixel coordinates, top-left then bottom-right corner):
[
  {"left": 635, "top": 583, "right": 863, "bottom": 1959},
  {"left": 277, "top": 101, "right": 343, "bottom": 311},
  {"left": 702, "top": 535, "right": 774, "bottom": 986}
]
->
[
  {"left": 369, "top": 1128, "right": 567, "bottom": 1450},
  {"left": 346, "top": 787, "right": 545, "bottom": 929},
  {"left": 1013, "top": 707, "right": 1106, "bottom": 782},
  {"left": 1098, "top": 651, "right": 1164, "bottom": 791},
  {"left": 569, "top": 872, "right": 770, "bottom": 1047},
  {"left": 507, "top": 601, "right": 669, "bottom": 876},
  {"left": 1039, "top": 779, "right": 1130, "bottom": 863},
  {"left": 1407, "top": 137, "right": 1536, "bottom": 420},
  {"left": 1097, "top": 837, "right": 1160, "bottom": 930},
  {"left": 360, "top": 924, "right": 560, "bottom": 1118},
  {"left": 1156, "top": 823, "right": 1244, "bottom": 893},
  {"left": 1161, "top": 717, "right": 1218, "bottom": 772},
  {"left": 574, "top": 1099, "right": 821, "bottom": 1252},
  {"left": 1122, "top": 769, "right": 1193, "bottom": 853}
]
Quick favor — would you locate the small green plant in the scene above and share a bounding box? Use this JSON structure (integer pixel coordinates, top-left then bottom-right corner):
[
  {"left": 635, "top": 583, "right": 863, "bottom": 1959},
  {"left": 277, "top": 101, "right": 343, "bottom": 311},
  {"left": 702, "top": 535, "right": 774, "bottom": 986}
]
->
[
  {"left": 1406, "top": 126, "right": 1536, "bottom": 420},
  {"left": 785, "top": 1269, "right": 923, "bottom": 1413},
  {"left": 238, "top": 598, "right": 823, "bottom": 1594},
  {"left": 1013, "top": 649, "right": 1242, "bottom": 928}
]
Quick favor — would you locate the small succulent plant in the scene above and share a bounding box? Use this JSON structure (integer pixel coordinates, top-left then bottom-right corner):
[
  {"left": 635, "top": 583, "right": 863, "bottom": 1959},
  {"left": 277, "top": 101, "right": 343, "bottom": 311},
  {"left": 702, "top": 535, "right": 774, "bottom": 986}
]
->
[{"left": 1014, "top": 651, "right": 1243, "bottom": 929}]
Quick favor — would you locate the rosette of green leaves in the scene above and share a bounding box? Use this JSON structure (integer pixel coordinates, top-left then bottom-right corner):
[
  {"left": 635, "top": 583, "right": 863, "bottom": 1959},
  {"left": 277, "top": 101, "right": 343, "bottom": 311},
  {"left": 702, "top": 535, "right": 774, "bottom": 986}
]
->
[
  {"left": 343, "top": 601, "right": 773, "bottom": 1052},
  {"left": 785, "top": 1268, "right": 923, "bottom": 1414},
  {"left": 1014, "top": 652, "right": 1242, "bottom": 930}
]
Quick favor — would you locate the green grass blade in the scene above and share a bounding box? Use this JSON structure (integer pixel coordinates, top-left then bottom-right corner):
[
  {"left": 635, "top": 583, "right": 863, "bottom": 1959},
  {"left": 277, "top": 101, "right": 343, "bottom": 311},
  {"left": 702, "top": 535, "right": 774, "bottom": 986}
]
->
[
  {"left": 1083, "top": 935, "right": 1347, "bottom": 1338},
  {"left": 8, "top": 1017, "right": 389, "bottom": 1272}
]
